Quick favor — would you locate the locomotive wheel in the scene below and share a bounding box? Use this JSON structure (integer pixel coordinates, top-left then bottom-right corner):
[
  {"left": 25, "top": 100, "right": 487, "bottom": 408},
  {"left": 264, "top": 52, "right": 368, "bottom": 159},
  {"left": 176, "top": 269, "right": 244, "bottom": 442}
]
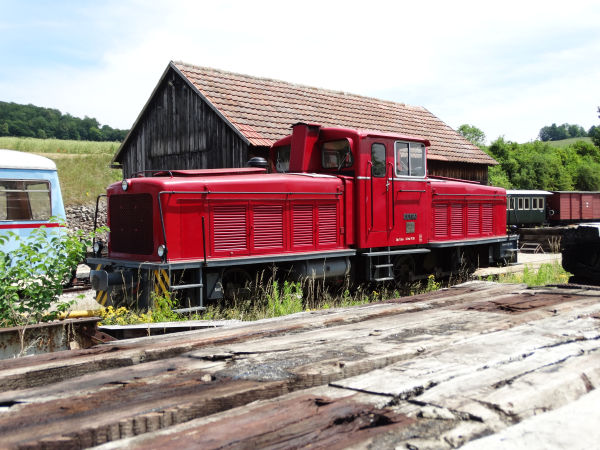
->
[
  {"left": 393, "top": 255, "right": 416, "bottom": 283},
  {"left": 222, "top": 268, "right": 253, "bottom": 299}
]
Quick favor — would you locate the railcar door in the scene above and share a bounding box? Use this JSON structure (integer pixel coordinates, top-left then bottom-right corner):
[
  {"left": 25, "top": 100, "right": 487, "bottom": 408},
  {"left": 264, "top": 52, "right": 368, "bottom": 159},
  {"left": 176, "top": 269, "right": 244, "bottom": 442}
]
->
[
  {"left": 369, "top": 141, "right": 390, "bottom": 235},
  {"left": 390, "top": 141, "right": 427, "bottom": 246}
]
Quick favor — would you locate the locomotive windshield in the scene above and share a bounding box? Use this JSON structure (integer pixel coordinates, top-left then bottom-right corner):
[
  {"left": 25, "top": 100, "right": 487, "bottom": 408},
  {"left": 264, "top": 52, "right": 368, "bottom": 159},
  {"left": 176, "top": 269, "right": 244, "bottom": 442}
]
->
[
  {"left": 322, "top": 140, "right": 353, "bottom": 170},
  {"left": 395, "top": 141, "right": 425, "bottom": 177},
  {"left": 274, "top": 145, "right": 290, "bottom": 173}
]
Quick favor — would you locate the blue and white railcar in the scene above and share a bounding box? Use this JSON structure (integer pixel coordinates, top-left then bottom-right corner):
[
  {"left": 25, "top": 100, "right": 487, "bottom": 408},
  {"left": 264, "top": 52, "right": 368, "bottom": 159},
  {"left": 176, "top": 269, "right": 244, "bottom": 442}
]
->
[{"left": 0, "top": 149, "right": 66, "bottom": 253}]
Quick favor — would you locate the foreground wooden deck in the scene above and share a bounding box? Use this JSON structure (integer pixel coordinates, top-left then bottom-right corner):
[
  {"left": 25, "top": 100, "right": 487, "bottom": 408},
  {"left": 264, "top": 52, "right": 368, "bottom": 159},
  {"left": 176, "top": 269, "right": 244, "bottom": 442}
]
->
[{"left": 1, "top": 281, "right": 599, "bottom": 449}]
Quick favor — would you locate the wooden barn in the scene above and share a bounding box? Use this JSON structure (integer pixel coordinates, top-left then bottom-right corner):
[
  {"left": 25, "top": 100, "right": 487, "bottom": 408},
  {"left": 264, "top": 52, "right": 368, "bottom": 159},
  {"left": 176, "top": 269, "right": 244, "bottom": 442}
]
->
[{"left": 112, "top": 61, "right": 497, "bottom": 182}]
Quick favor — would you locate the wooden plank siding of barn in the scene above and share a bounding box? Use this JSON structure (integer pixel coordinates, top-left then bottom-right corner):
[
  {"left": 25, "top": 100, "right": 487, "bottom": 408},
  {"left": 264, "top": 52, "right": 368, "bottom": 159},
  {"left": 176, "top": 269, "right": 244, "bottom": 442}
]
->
[{"left": 118, "top": 68, "right": 248, "bottom": 178}]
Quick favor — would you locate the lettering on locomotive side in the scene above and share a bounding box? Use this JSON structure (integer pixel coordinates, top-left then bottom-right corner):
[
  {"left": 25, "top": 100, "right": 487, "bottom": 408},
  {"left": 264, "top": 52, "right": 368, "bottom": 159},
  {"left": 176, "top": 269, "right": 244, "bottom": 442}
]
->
[{"left": 403, "top": 213, "right": 417, "bottom": 220}]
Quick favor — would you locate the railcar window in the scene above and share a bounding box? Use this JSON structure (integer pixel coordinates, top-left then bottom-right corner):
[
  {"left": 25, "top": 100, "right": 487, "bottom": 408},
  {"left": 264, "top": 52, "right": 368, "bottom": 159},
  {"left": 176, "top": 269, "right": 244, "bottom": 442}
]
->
[
  {"left": 322, "top": 140, "right": 353, "bottom": 169},
  {"left": 532, "top": 198, "right": 538, "bottom": 209},
  {"left": 518, "top": 198, "right": 523, "bottom": 210},
  {"left": 371, "top": 143, "right": 386, "bottom": 177},
  {"left": 0, "top": 180, "right": 51, "bottom": 221},
  {"left": 274, "top": 145, "right": 290, "bottom": 173},
  {"left": 394, "top": 141, "right": 425, "bottom": 177},
  {"left": 538, "top": 197, "right": 545, "bottom": 210},
  {"left": 524, "top": 198, "right": 530, "bottom": 209},
  {"left": 509, "top": 197, "right": 515, "bottom": 210}
]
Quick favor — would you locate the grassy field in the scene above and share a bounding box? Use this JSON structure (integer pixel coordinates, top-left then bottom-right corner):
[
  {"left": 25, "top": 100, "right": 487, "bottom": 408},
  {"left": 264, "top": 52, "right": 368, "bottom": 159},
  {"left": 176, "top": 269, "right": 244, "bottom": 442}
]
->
[
  {"left": 545, "top": 137, "right": 592, "bottom": 148},
  {"left": 0, "top": 136, "right": 122, "bottom": 205}
]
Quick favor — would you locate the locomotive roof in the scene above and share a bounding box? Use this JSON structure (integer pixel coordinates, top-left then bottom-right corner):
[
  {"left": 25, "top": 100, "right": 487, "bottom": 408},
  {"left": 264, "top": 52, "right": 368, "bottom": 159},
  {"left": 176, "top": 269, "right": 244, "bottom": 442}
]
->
[
  {"left": 0, "top": 149, "right": 57, "bottom": 171},
  {"left": 506, "top": 190, "right": 553, "bottom": 196}
]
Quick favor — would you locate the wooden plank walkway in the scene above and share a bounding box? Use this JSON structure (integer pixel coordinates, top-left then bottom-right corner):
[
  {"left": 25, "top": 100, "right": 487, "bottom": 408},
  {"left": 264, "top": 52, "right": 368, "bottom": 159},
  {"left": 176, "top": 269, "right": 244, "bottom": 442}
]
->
[{"left": 0, "top": 281, "right": 599, "bottom": 449}]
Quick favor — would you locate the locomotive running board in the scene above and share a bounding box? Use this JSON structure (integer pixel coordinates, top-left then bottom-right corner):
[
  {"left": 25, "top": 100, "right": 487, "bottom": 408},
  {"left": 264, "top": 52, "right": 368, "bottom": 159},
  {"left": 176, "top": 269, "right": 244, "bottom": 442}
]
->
[
  {"left": 427, "top": 235, "right": 518, "bottom": 248},
  {"left": 360, "top": 248, "right": 430, "bottom": 257}
]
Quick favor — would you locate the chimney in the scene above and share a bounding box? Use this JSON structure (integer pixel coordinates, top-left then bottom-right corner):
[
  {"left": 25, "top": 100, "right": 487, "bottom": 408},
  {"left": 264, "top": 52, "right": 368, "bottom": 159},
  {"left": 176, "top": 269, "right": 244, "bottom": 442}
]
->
[{"left": 289, "top": 123, "right": 321, "bottom": 172}]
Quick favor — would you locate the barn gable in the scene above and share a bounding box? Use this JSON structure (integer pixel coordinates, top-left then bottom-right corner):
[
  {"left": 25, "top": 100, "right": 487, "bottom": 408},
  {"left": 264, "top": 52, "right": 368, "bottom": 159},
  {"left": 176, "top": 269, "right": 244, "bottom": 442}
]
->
[{"left": 114, "top": 61, "right": 496, "bottom": 182}]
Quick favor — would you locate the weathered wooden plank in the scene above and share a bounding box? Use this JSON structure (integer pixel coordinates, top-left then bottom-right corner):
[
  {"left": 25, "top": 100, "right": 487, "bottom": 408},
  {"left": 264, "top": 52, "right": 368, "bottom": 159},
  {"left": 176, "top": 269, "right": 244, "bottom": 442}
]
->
[{"left": 0, "top": 282, "right": 598, "bottom": 449}]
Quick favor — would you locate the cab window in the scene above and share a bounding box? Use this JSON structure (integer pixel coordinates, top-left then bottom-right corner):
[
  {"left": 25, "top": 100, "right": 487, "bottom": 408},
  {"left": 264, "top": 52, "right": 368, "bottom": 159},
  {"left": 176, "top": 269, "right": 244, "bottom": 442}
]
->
[
  {"left": 395, "top": 141, "right": 425, "bottom": 177},
  {"left": 274, "top": 145, "right": 290, "bottom": 173},
  {"left": 371, "top": 143, "right": 386, "bottom": 177},
  {"left": 322, "top": 140, "right": 353, "bottom": 169}
]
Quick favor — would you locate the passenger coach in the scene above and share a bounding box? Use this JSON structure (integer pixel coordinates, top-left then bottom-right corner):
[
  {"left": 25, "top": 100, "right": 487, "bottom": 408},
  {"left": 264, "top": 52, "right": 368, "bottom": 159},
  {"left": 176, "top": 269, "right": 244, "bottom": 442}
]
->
[{"left": 0, "top": 149, "right": 66, "bottom": 253}]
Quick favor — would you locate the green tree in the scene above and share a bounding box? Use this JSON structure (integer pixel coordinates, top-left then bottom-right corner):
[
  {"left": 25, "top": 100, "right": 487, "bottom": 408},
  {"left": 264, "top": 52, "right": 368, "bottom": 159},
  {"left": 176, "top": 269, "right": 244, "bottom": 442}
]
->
[
  {"left": 457, "top": 124, "right": 486, "bottom": 146},
  {"left": 591, "top": 107, "right": 600, "bottom": 149}
]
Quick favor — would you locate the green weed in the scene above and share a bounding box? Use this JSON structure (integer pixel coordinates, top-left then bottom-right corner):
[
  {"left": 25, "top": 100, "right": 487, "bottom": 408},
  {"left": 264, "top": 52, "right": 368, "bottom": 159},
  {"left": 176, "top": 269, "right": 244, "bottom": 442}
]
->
[{"left": 490, "top": 262, "right": 570, "bottom": 286}]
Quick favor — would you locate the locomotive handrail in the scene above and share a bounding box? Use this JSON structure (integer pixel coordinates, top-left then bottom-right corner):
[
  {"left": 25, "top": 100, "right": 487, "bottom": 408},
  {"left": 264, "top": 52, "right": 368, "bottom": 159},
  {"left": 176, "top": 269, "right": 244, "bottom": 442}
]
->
[
  {"left": 158, "top": 190, "right": 342, "bottom": 196},
  {"left": 432, "top": 193, "right": 505, "bottom": 197},
  {"left": 92, "top": 194, "right": 107, "bottom": 252},
  {"left": 367, "top": 161, "right": 373, "bottom": 232},
  {"left": 388, "top": 162, "right": 395, "bottom": 231}
]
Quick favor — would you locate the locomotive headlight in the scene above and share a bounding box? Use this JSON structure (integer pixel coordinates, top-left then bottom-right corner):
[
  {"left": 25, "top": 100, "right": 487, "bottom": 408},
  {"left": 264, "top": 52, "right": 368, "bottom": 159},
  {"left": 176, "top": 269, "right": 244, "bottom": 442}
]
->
[
  {"left": 121, "top": 179, "right": 129, "bottom": 191},
  {"left": 157, "top": 244, "right": 167, "bottom": 259},
  {"left": 93, "top": 240, "right": 104, "bottom": 256}
]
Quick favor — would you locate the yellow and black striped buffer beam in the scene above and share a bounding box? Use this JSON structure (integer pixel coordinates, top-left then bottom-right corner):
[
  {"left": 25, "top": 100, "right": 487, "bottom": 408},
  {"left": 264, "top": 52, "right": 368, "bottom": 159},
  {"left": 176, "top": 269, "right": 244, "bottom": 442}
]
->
[{"left": 153, "top": 269, "right": 170, "bottom": 295}]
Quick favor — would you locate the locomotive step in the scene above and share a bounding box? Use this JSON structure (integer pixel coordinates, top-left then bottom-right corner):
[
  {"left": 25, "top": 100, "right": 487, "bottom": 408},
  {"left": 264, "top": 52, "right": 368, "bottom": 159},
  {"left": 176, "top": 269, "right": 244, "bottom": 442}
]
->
[
  {"left": 373, "top": 277, "right": 395, "bottom": 282},
  {"left": 373, "top": 263, "right": 394, "bottom": 269}
]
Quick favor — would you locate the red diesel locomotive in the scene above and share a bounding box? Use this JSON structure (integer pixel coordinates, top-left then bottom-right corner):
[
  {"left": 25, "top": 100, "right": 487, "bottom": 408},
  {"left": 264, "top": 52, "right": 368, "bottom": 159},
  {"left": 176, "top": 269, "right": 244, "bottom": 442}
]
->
[{"left": 88, "top": 123, "right": 517, "bottom": 309}]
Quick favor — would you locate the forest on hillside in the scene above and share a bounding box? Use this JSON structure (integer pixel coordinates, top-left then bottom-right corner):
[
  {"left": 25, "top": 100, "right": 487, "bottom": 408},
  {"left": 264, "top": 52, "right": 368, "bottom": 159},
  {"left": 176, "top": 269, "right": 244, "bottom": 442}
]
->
[
  {"left": 459, "top": 110, "right": 600, "bottom": 191},
  {"left": 0, "top": 101, "right": 128, "bottom": 141}
]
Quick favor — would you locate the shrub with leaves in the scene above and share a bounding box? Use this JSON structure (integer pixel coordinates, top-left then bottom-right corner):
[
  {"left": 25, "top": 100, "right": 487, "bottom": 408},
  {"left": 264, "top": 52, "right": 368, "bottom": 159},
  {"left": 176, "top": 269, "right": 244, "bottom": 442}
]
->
[{"left": 0, "top": 221, "right": 100, "bottom": 327}]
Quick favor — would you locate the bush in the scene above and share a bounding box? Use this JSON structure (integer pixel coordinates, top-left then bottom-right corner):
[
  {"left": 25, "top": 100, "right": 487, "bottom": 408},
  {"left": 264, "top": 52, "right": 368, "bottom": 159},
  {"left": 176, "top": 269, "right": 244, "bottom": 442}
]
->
[{"left": 0, "top": 221, "right": 99, "bottom": 327}]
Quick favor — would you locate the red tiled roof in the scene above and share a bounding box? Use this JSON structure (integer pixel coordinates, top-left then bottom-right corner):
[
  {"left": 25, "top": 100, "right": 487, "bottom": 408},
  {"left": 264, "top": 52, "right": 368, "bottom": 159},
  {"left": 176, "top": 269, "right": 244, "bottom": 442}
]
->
[{"left": 173, "top": 61, "right": 496, "bottom": 165}]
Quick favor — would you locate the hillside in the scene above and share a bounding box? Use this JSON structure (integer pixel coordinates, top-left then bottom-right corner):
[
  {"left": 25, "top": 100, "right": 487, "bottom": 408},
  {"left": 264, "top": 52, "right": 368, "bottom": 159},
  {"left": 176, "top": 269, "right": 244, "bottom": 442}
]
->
[
  {"left": 0, "top": 136, "right": 122, "bottom": 206},
  {"left": 0, "top": 101, "right": 128, "bottom": 141},
  {"left": 545, "top": 137, "right": 593, "bottom": 148}
]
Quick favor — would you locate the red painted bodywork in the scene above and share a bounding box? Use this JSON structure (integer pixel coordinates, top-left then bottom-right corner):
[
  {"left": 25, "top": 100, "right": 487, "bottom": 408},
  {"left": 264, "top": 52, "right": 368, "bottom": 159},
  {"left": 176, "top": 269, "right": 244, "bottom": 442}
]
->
[{"left": 105, "top": 124, "right": 508, "bottom": 263}]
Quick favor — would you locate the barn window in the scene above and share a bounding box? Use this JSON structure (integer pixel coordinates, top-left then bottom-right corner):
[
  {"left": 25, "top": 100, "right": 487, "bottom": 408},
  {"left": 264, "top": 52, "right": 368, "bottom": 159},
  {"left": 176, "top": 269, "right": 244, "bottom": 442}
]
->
[
  {"left": 322, "top": 140, "right": 353, "bottom": 169},
  {"left": 394, "top": 142, "right": 425, "bottom": 177},
  {"left": 371, "top": 143, "right": 386, "bottom": 177},
  {"left": 0, "top": 180, "right": 51, "bottom": 221}
]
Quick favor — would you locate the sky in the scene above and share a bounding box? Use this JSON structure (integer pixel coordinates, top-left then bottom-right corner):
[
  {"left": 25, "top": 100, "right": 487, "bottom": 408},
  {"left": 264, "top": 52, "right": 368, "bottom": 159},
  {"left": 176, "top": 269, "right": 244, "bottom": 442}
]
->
[{"left": 1, "top": 0, "right": 599, "bottom": 144}]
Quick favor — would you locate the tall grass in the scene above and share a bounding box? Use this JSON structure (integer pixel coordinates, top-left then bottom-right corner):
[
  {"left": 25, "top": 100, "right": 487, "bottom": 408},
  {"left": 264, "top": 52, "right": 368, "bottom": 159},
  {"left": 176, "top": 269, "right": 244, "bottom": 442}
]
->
[
  {"left": 54, "top": 154, "right": 122, "bottom": 205},
  {"left": 1, "top": 136, "right": 122, "bottom": 205},
  {"left": 0, "top": 136, "right": 120, "bottom": 154}
]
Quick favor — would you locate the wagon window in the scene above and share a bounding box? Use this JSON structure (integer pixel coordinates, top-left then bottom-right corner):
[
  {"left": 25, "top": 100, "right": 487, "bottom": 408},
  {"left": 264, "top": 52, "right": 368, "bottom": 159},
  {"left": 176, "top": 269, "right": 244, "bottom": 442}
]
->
[
  {"left": 371, "top": 143, "right": 386, "bottom": 177},
  {"left": 518, "top": 198, "right": 523, "bottom": 210},
  {"left": 0, "top": 180, "right": 51, "bottom": 221},
  {"left": 532, "top": 198, "right": 538, "bottom": 209},
  {"left": 322, "top": 140, "right": 353, "bottom": 169},
  {"left": 395, "top": 141, "right": 425, "bottom": 177},
  {"left": 538, "top": 197, "right": 545, "bottom": 210},
  {"left": 509, "top": 197, "right": 515, "bottom": 210},
  {"left": 524, "top": 198, "right": 530, "bottom": 209}
]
